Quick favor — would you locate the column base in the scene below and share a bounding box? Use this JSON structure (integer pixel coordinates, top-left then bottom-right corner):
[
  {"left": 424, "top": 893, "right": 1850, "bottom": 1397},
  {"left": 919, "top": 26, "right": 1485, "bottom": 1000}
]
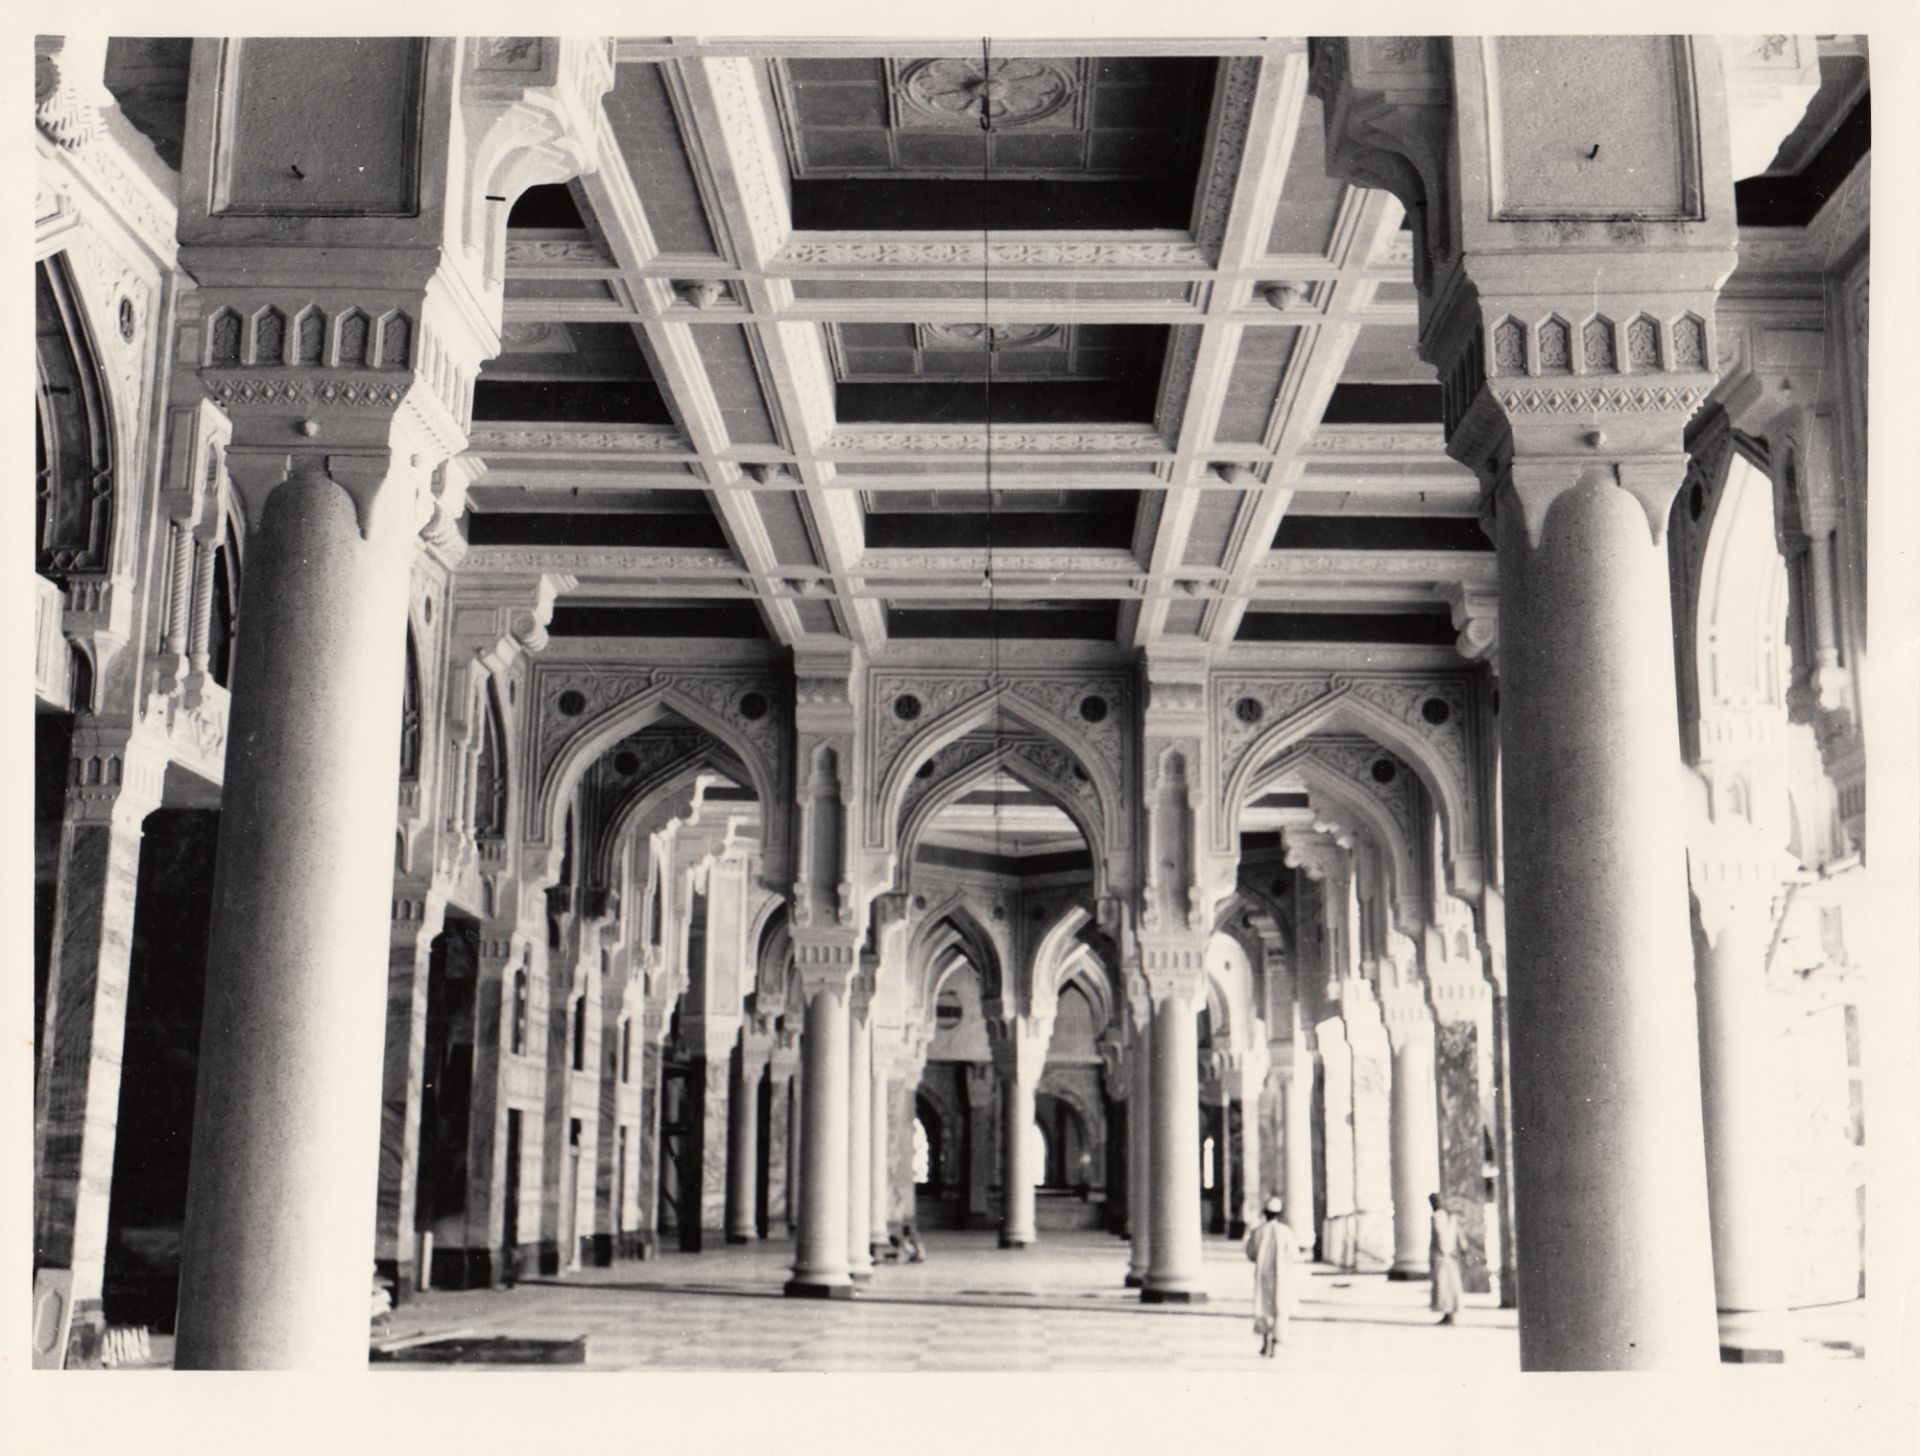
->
[
  {"left": 1718, "top": 1310, "right": 1791, "bottom": 1363},
  {"left": 726, "top": 1233, "right": 752, "bottom": 1245},
  {"left": 1141, "top": 1285, "right": 1209, "bottom": 1305},
  {"left": 1123, "top": 1272, "right": 1146, "bottom": 1288},
  {"left": 1387, "top": 1261, "right": 1430, "bottom": 1282},
  {"left": 784, "top": 1277, "right": 855, "bottom": 1299},
  {"left": 850, "top": 1269, "right": 873, "bottom": 1282},
  {"left": 998, "top": 1232, "right": 1035, "bottom": 1249}
]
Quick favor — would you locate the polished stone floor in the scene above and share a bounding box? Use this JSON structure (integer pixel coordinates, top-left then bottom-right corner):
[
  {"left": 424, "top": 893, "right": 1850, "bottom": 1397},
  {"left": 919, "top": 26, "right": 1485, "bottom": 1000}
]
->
[
  {"left": 123, "top": 1229, "right": 1866, "bottom": 1373},
  {"left": 361, "top": 1229, "right": 1517, "bottom": 1372}
]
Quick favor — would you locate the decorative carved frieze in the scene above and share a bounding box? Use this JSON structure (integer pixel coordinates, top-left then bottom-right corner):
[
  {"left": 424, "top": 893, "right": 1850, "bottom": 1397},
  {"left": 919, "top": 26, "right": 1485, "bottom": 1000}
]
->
[
  {"left": 823, "top": 426, "right": 1170, "bottom": 455},
  {"left": 775, "top": 237, "right": 1208, "bottom": 269},
  {"left": 1191, "top": 56, "right": 1264, "bottom": 263},
  {"left": 504, "top": 238, "right": 616, "bottom": 266},
  {"left": 467, "top": 424, "right": 691, "bottom": 454}
]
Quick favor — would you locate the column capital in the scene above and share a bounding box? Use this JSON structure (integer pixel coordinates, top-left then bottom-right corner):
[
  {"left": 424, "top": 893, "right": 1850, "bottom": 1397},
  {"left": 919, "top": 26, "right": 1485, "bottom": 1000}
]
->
[
  {"left": 1135, "top": 938, "right": 1208, "bottom": 1006},
  {"left": 61, "top": 724, "right": 167, "bottom": 830},
  {"left": 34, "top": 35, "right": 111, "bottom": 153},
  {"left": 790, "top": 930, "right": 861, "bottom": 1000},
  {"left": 986, "top": 1013, "right": 1054, "bottom": 1083}
]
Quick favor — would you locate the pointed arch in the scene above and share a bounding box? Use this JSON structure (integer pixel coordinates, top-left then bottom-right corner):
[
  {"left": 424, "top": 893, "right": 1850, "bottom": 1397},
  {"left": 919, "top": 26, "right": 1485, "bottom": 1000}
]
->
[
  {"left": 908, "top": 894, "right": 1005, "bottom": 1016},
  {"left": 532, "top": 682, "right": 785, "bottom": 888},
  {"left": 898, "top": 741, "right": 1107, "bottom": 898},
  {"left": 1247, "top": 749, "right": 1424, "bottom": 935},
  {"left": 1222, "top": 688, "right": 1478, "bottom": 897},
  {"left": 35, "top": 255, "right": 117, "bottom": 581},
  {"left": 873, "top": 688, "right": 1124, "bottom": 882},
  {"left": 474, "top": 677, "right": 509, "bottom": 840}
]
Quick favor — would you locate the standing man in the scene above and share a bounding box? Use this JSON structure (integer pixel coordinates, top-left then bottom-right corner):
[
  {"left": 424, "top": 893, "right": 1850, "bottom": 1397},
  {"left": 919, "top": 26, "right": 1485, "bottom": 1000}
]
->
[
  {"left": 1429, "top": 1192, "right": 1462, "bottom": 1325},
  {"left": 1245, "top": 1195, "right": 1303, "bottom": 1357}
]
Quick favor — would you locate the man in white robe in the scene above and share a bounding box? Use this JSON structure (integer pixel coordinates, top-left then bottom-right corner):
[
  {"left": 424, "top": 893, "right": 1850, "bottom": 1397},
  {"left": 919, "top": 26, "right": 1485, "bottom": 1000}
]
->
[
  {"left": 1429, "top": 1192, "right": 1463, "bottom": 1324},
  {"left": 1244, "top": 1195, "right": 1303, "bottom": 1357}
]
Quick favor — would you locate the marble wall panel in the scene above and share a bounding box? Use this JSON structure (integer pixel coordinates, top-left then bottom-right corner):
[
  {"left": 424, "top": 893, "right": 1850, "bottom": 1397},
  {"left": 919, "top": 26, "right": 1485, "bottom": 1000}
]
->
[
  {"left": 698, "top": 1057, "right": 731, "bottom": 1234},
  {"left": 374, "top": 938, "right": 429, "bottom": 1277},
  {"left": 1435, "top": 1019, "right": 1492, "bottom": 1294},
  {"left": 765, "top": 1071, "right": 792, "bottom": 1232},
  {"left": 35, "top": 821, "right": 139, "bottom": 1299},
  {"left": 888, "top": 1079, "right": 915, "bottom": 1226}
]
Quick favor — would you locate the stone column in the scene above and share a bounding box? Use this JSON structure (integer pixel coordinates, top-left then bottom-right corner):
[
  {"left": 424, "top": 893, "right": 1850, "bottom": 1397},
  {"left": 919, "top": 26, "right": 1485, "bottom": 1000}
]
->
[
  {"left": 1279, "top": 1050, "right": 1316, "bottom": 1241},
  {"left": 846, "top": 994, "right": 874, "bottom": 1279},
  {"left": 1125, "top": 1020, "right": 1152, "bottom": 1286},
  {"left": 1313, "top": 30, "right": 1757, "bottom": 1372},
  {"left": 164, "top": 35, "right": 614, "bottom": 1367},
  {"left": 32, "top": 732, "right": 163, "bottom": 1366},
  {"left": 768, "top": 1029, "right": 799, "bottom": 1234},
  {"left": 1693, "top": 864, "right": 1795, "bottom": 1360},
  {"left": 172, "top": 452, "right": 431, "bottom": 1369},
  {"left": 992, "top": 1016, "right": 1051, "bottom": 1249},
  {"left": 965, "top": 1063, "right": 997, "bottom": 1227},
  {"left": 375, "top": 888, "right": 445, "bottom": 1301},
  {"left": 1343, "top": 980, "right": 1394, "bottom": 1271},
  {"left": 1141, "top": 970, "right": 1206, "bottom": 1303},
  {"left": 1385, "top": 1005, "right": 1441, "bottom": 1280},
  {"left": 869, "top": 1050, "right": 893, "bottom": 1257},
  {"left": 636, "top": 1003, "right": 669, "bottom": 1256},
  {"left": 1234, "top": 1046, "right": 1267, "bottom": 1236},
  {"left": 785, "top": 961, "right": 854, "bottom": 1298},
  {"left": 726, "top": 1028, "right": 770, "bottom": 1243}
]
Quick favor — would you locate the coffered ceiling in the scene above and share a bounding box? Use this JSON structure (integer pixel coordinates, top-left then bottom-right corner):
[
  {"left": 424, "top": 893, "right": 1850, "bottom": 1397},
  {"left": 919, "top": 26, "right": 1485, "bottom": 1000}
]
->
[{"left": 93, "top": 35, "right": 1869, "bottom": 663}]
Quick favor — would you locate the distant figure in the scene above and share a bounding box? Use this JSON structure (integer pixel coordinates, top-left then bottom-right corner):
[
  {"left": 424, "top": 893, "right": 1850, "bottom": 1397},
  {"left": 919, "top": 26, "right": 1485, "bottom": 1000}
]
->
[
  {"left": 1429, "top": 1193, "right": 1462, "bottom": 1325},
  {"left": 898, "top": 1222, "right": 927, "bottom": 1264},
  {"left": 1244, "top": 1195, "right": 1302, "bottom": 1357}
]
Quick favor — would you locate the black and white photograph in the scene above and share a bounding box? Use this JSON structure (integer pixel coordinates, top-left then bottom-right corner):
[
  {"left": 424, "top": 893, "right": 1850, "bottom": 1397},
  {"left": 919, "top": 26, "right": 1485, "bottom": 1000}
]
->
[{"left": 13, "top": 7, "right": 1917, "bottom": 1451}]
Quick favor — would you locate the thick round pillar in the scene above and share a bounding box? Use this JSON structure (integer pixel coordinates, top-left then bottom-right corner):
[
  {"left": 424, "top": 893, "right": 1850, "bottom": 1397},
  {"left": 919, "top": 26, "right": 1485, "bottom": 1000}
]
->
[
  {"left": 1143, "top": 991, "right": 1205, "bottom": 1303},
  {"left": 1498, "top": 472, "right": 1718, "bottom": 1369},
  {"left": 725, "top": 1049, "right": 759, "bottom": 1244},
  {"left": 999, "top": 1073, "right": 1038, "bottom": 1248},
  {"left": 785, "top": 982, "right": 852, "bottom": 1297},
  {"left": 869, "top": 1067, "right": 891, "bottom": 1257},
  {"left": 1388, "top": 1023, "right": 1441, "bottom": 1280},
  {"left": 173, "top": 465, "right": 415, "bottom": 1369},
  {"left": 1125, "top": 1034, "right": 1151, "bottom": 1286},
  {"left": 846, "top": 1012, "right": 873, "bottom": 1279},
  {"left": 1695, "top": 901, "right": 1793, "bottom": 1360},
  {"left": 1281, "top": 1061, "right": 1315, "bottom": 1241}
]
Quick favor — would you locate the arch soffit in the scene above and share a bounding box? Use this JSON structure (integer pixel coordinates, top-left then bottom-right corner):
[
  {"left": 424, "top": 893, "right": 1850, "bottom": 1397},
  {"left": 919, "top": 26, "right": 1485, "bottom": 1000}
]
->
[
  {"left": 1694, "top": 452, "right": 1789, "bottom": 719},
  {"left": 877, "top": 690, "right": 1120, "bottom": 862},
  {"left": 533, "top": 683, "right": 780, "bottom": 871},
  {"left": 593, "top": 760, "right": 722, "bottom": 895},
  {"left": 1224, "top": 689, "right": 1475, "bottom": 895},
  {"left": 594, "top": 729, "right": 758, "bottom": 884}
]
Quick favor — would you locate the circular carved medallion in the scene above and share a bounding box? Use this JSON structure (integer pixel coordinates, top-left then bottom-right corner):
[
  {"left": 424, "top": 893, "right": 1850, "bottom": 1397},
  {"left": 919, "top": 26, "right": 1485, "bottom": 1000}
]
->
[{"left": 898, "top": 57, "right": 1076, "bottom": 128}]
